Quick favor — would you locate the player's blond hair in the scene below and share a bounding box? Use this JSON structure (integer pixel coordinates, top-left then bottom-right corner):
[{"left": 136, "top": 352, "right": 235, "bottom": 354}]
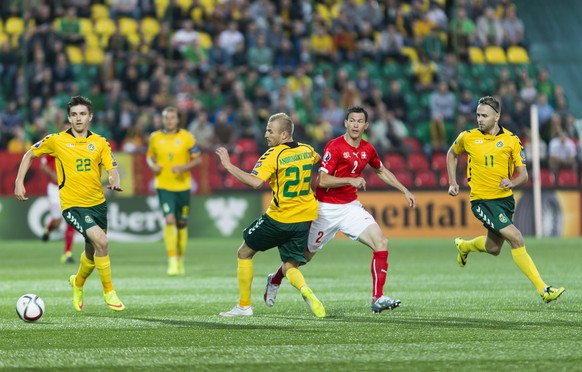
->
[{"left": 268, "top": 113, "right": 294, "bottom": 136}]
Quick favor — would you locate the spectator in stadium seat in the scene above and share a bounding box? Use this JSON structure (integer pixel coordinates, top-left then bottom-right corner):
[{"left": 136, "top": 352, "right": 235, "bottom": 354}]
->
[
  {"left": 411, "top": 52, "right": 438, "bottom": 93},
  {"left": 429, "top": 82, "right": 456, "bottom": 122},
  {"left": 449, "top": 7, "right": 477, "bottom": 62},
  {"left": 15, "top": 95, "right": 126, "bottom": 312},
  {"left": 447, "top": 95, "right": 565, "bottom": 304},
  {"left": 383, "top": 80, "right": 408, "bottom": 122},
  {"left": 110, "top": 0, "right": 141, "bottom": 20},
  {"left": 274, "top": 37, "right": 299, "bottom": 76},
  {"left": 146, "top": 106, "right": 202, "bottom": 276},
  {"left": 218, "top": 21, "right": 245, "bottom": 58},
  {"left": 378, "top": 24, "right": 407, "bottom": 64},
  {"left": 246, "top": 33, "right": 273, "bottom": 74},
  {"left": 263, "top": 106, "right": 416, "bottom": 314},
  {"left": 476, "top": 7, "right": 504, "bottom": 46},
  {"left": 57, "top": 7, "right": 85, "bottom": 46},
  {"left": 548, "top": 129, "right": 578, "bottom": 180},
  {"left": 438, "top": 53, "right": 459, "bottom": 91},
  {"left": 501, "top": 4, "right": 525, "bottom": 48},
  {"left": 216, "top": 113, "right": 325, "bottom": 318}
]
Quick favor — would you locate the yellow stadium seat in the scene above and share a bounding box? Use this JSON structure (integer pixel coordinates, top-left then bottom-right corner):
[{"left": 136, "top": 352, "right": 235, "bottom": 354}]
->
[
  {"left": 94, "top": 18, "right": 116, "bottom": 36},
  {"left": 199, "top": 0, "right": 214, "bottom": 14},
  {"left": 198, "top": 31, "right": 212, "bottom": 49},
  {"left": 84, "top": 32, "right": 100, "bottom": 47},
  {"left": 91, "top": 4, "right": 110, "bottom": 20},
  {"left": 5, "top": 17, "right": 24, "bottom": 37},
  {"left": 507, "top": 46, "right": 530, "bottom": 64},
  {"left": 485, "top": 46, "right": 507, "bottom": 64},
  {"left": 66, "top": 45, "right": 84, "bottom": 64},
  {"left": 155, "top": 0, "right": 170, "bottom": 19},
  {"left": 118, "top": 17, "right": 138, "bottom": 36},
  {"left": 401, "top": 46, "right": 419, "bottom": 63},
  {"left": 79, "top": 18, "right": 93, "bottom": 35},
  {"left": 141, "top": 17, "right": 160, "bottom": 41},
  {"left": 0, "top": 32, "right": 8, "bottom": 46},
  {"left": 177, "top": 0, "right": 193, "bottom": 12},
  {"left": 126, "top": 32, "right": 141, "bottom": 46},
  {"left": 84, "top": 47, "right": 105, "bottom": 64},
  {"left": 468, "top": 46, "right": 485, "bottom": 64}
]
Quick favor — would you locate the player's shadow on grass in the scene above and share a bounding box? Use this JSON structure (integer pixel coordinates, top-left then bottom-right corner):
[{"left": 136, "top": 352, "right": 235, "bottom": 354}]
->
[
  {"left": 329, "top": 314, "right": 582, "bottom": 330},
  {"left": 124, "top": 316, "right": 315, "bottom": 331}
]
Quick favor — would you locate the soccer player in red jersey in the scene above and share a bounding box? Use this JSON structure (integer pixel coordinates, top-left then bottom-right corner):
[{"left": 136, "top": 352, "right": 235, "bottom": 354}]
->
[
  {"left": 40, "top": 155, "right": 77, "bottom": 263},
  {"left": 265, "top": 106, "right": 417, "bottom": 313}
]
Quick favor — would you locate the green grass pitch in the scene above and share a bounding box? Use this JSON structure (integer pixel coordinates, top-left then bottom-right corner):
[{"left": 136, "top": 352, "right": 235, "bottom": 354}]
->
[{"left": 1, "top": 237, "right": 581, "bottom": 371}]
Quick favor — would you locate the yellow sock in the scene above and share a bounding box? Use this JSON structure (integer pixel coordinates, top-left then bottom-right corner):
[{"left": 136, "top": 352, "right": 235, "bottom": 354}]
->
[
  {"left": 177, "top": 227, "right": 188, "bottom": 257},
  {"left": 75, "top": 251, "right": 95, "bottom": 287},
  {"left": 285, "top": 267, "right": 307, "bottom": 291},
  {"left": 94, "top": 255, "right": 115, "bottom": 293},
  {"left": 164, "top": 224, "right": 177, "bottom": 258},
  {"left": 511, "top": 247, "right": 546, "bottom": 294},
  {"left": 237, "top": 259, "right": 253, "bottom": 307},
  {"left": 460, "top": 235, "right": 487, "bottom": 253}
]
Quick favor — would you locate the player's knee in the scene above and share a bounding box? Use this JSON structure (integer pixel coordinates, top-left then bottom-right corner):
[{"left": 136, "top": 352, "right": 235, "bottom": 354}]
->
[
  {"left": 177, "top": 221, "right": 187, "bottom": 229},
  {"left": 373, "top": 237, "right": 388, "bottom": 252}
]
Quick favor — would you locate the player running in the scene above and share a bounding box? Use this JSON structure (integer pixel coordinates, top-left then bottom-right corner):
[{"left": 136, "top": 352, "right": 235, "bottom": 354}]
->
[{"left": 264, "top": 106, "right": 416, "bottom": 313}]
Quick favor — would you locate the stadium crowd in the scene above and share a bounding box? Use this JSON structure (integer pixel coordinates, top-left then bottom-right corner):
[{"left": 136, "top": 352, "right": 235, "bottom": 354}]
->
[{"left": 0, "top": 0, "right": 580, "bottom": 187}]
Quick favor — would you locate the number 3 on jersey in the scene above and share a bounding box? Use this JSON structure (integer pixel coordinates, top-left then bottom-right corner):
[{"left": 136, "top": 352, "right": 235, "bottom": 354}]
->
[{"left": 283, "top": 164, "right": 312, "bottom": 197}]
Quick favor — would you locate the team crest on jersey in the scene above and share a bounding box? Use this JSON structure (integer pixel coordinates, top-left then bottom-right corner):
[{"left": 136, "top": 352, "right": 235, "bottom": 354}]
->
[
  {"left": 88, "top": 143, "right": 95, "bottom": 151},
  {"left": 343, "top": 152, "right": 350, "bottom": 159},
  {"left": 85, "top": 215, "right": 94, "bottom": 223},
  {"left": 361, "top": 152, "right": 367, "bottom": 159},
  {"left": 496, "top": 140, "right": 504, "bottom": 148},
  {"left": 498, "top": 213, "right": 507, "bottom": 223}
]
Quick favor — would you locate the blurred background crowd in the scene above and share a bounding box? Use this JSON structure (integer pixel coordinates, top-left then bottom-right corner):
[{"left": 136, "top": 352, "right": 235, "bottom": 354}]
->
[{"left": 0, "top": 0, "right": 580, "bottom": 188}]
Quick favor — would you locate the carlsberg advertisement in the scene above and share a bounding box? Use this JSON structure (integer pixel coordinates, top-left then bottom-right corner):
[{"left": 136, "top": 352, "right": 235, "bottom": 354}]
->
[{"left": 0, "top": 194, "right": 262, "bottom": 241}]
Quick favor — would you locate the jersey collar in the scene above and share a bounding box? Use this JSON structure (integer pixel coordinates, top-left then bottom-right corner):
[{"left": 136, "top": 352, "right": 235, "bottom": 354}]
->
[{"left": 66, "top": 128, "right": 93, "bottom": 138}]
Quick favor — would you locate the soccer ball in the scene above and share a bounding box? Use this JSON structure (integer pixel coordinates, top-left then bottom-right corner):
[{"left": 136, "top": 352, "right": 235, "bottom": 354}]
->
[{"left": 16, "top": 294, "right": 45, "bottom": 322}]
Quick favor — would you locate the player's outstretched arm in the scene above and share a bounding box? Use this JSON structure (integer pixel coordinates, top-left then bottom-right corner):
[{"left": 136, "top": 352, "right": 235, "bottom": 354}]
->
[
  {"left": 446, "top": 146, "right": 460, "bottom": 197},
  {"left": 14, "top": 150, "right": 37, "bottom": 201},
  {"left": 375, "top": 166, "right": 416, "bottom": 207},
  {"left": 215, "top": 147, "right": 263, "bottom": 189},
  {"left": 107, "top": 168, "right": 123, "bottom": 192}
]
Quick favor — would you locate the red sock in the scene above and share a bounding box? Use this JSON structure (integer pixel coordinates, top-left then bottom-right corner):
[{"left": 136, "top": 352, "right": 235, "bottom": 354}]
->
[
  {"left": 271, "top": 264, "right": 285, "bottom": 285},
  {"left": 371, "top": 251, "right": 389, "bottom": 299},
  {"left": 46, "top": 219, "right": 59, "bottom": 232},
  {"left": 64, "top": 224, "right": 75, "bottom": 254}
]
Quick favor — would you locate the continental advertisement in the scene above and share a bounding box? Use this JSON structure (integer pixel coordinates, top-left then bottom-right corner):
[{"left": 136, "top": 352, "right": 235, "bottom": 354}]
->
[
  {"left": 1, "top": 191, "right": 579, "bottom": 241},
  {"left": 0, "top": 193, "right": 262, "bottom": 241},
  {"left": 262, "top": 191, "right": 581, "bottom": 238}
]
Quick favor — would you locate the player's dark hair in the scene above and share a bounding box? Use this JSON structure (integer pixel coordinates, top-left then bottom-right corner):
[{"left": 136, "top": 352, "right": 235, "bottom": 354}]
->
[
  {"left": 67, "top": 96, "right": 93, "bottom": 115},
  {"left": 345, "top": 106, "right": 368, "bottom": 122},
  {"left": 478, "top": 96, "right": 500, "bottom": 113}
]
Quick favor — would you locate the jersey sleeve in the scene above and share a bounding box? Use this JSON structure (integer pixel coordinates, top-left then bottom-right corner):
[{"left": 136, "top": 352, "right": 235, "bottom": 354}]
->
[
  {"left": 319, "top": 141, "right": 339, "bottom": 174},
  {"left": 100, "top": 137, "right": 118, "bottom": 171},
  {"left": 188, "top": 133, "right": 201, "bottom": 159},
  {"left": 512, "top": 136, "right": 526, "bottom": 167},
  {"left": 368, "top": 145, "right": 381, "bottom": 169},
  {"left": 451, "top": 131, "right": 467, "bottom": 155},
  {"left": 31, "top": 134, "right": 56, "bottom": 158},
  {"left": 146, "top": 132, "right": 157, "bottom": 158},
  {"left": 251, "top": 149, "right": 275, "bottom": 182}
]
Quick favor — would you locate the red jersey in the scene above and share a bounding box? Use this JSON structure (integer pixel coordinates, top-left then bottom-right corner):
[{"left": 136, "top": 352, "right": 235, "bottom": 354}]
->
[{"left": 316, "top": 135, "right": 382, "bottom": 204}]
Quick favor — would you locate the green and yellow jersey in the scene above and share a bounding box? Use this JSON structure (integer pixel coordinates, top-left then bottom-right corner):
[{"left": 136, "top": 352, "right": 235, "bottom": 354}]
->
[
  {"left": 451, "top": 126, "right": 526, "bottom": 201},
  {"left": 31, "top": 129, "right": 117, "bottom": 210},
  {"left": 252, "top": 141, "right": 320, "bottom": 224},
  {"left": 147, "top": 129, "right": 200, "bottom": 192}
]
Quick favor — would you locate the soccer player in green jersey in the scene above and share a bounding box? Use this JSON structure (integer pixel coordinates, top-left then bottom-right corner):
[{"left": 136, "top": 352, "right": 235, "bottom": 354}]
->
[
  {"left": 15, "top": 96, "right": 125, "bottom": 311},
  {"left": 215, "top": 113, "right": 326, "bottom": 318},
  {"left": 446, "top": 96, "right": 565, "bottom": 303},
  {"left": 146, "top": 107, "right": 201, "bottom": 276}
]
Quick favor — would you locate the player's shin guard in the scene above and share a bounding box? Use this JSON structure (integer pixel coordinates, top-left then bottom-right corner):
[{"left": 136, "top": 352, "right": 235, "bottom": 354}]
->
[
  {"left": 371, "top": 251, "right": 388, "bottom": 299},
  {"left": 94, "top": 255, "right": 115, "bottom": 293},
  {"left": 285, "top": 267, "right": 307, "bottom": 291},
  {"left": 177, "top": 227, "right": 188, "bottom": 257},
  {"left": 164, "top": 224, "right": 177, "bottom": 258},
  {"left": 75, "top": 251, "right": 95, "bottom": 287},
  {"left": 511, "top": 246, "right": 546, "bottom": 294},
  {"left": 237, "top": 259, "right": 253, "bottom": 307}
]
